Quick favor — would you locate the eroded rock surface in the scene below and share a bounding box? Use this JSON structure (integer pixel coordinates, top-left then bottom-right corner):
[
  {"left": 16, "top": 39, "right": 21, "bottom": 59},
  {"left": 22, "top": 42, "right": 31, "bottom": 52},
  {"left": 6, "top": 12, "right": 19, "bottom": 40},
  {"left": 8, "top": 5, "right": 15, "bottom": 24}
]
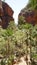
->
[
  {"left": 0, "top": 1, "right": 14, "bottom": 29},
  {"left": 18, "top": 7, "right": 37, "bottom": 25}
]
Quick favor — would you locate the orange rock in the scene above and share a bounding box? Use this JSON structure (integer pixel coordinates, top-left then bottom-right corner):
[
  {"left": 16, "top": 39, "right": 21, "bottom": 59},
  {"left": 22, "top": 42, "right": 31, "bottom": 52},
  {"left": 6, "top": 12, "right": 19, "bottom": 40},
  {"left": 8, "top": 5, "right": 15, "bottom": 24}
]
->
[
  {"left": 0, "top": 1, "right": 14, "bottom": 29},
  {"left": 18, "top": 10, "right": 37, "bottom": 25}
]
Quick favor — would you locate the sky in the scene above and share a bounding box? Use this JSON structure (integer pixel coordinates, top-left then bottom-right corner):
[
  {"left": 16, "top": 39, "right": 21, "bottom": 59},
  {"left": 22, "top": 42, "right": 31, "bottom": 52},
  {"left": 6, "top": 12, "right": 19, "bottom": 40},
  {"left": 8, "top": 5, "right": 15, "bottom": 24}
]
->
[{"left": 5, "top": 0, "right": 28, "bottom": 24}]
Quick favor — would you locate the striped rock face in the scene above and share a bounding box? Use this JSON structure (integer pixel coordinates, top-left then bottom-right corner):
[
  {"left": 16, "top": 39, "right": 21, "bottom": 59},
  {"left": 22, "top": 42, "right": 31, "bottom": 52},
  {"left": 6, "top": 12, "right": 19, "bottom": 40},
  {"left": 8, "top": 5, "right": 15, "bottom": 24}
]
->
[{"left": 0, "top": 1, "right": 14, "bottom": 29}]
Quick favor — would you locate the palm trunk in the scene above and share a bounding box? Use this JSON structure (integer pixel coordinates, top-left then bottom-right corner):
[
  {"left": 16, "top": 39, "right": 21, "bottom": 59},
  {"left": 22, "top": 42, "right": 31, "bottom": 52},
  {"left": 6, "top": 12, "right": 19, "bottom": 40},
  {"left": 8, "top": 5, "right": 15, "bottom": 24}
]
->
[
  {"left": 0, "top": 0, "right": 2, "bottom": 9},
  {"left": 0, "top": 0, "right": 3, "bottom": 24},
  {"left": 0, "top": 0, "right": 3, "bottom": 16}
]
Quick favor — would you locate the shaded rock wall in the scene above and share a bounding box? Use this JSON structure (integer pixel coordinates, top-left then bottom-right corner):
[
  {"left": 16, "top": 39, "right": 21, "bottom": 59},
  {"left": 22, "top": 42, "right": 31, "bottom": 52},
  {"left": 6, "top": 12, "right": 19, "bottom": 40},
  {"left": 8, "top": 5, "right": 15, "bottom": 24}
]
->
[{"left": 0, "top": 1, "right": 14, "bottom": 29}]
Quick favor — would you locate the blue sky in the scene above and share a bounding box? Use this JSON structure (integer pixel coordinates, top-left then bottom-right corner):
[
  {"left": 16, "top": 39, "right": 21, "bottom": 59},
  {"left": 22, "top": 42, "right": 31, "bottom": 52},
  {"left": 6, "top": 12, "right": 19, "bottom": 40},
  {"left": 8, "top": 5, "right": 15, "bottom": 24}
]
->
[{"left": 5, "top": 0, "right": 28, "bottom": 24}]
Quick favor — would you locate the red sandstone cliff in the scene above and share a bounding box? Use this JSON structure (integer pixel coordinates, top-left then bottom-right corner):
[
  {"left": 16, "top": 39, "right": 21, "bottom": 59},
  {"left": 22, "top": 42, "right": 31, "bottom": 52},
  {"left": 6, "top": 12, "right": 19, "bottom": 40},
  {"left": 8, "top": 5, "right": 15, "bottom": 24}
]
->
[
  {"left": 0, "top": 1, "right": 14, "bottom": 29},
  {"left": 18, "top": 6, "right": 37, "bottom": 25}
]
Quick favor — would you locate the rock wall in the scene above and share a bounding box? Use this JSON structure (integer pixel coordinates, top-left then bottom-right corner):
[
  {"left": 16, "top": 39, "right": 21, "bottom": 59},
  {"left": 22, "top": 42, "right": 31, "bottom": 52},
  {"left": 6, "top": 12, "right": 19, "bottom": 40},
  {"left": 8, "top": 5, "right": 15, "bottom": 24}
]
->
[
  {"left": 0, "top": 1, "right": 14, "bottom": 29},
  {"left": 18, "top": 8, "right": 37, "bottom": 25}
]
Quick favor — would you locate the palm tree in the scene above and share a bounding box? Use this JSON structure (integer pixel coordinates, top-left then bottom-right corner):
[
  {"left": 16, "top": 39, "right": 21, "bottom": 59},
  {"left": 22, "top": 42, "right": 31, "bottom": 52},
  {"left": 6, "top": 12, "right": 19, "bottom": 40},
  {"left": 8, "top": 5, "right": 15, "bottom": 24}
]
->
[
  {"left": 0, "top": 0, "right": 2, "bottom": 8},
  {"left": 0, "top": 0, "right": 3, "bottom": 17}
]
